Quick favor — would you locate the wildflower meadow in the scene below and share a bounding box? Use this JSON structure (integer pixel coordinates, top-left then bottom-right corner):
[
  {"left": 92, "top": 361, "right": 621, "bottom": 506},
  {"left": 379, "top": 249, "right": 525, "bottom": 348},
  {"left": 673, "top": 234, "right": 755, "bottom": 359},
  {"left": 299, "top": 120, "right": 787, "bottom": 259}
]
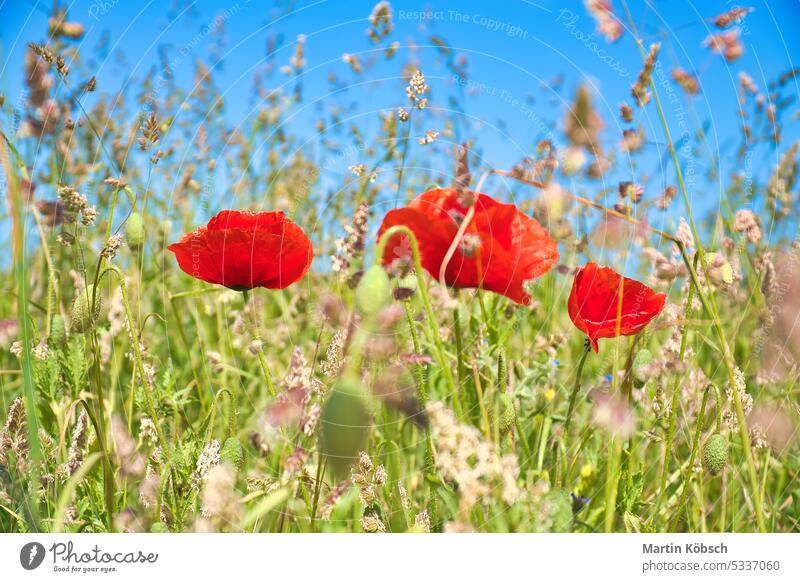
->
[{"left": 1, "top": 0, "right": 799, "bottom": 537}]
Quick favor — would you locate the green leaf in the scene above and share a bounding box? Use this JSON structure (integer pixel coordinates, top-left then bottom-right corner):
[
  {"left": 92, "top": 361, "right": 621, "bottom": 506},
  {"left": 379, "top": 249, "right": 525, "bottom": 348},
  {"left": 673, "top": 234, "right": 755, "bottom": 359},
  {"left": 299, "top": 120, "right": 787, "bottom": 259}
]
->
[
  {"left": 240, "top": 488, "right": 290, "bottom": 530},
  {"left": 619, "top": 471, "right": 644, "bottom": 512},
  {"left": 53, "top": 452, "right": 101, "bottom": 533}
]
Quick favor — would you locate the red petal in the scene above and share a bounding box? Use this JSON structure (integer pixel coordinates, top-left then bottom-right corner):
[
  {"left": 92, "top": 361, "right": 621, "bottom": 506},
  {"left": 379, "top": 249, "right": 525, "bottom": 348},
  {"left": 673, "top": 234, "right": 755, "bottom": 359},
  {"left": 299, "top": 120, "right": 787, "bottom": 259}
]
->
[
  {"left": 377, "top": 205, "right": 455, "bottom": 276},
  {"left": 376, "top": 188, "right": 558, "bottom": 304},
  {"left": 206, "top": 210, "right": 286, "bottom": 231},
  {"left": 568, "top": 262, "right": 666, "bottom": 350},
  {"left": 168, "top": 210, "right": 312, "bottom": 290}
]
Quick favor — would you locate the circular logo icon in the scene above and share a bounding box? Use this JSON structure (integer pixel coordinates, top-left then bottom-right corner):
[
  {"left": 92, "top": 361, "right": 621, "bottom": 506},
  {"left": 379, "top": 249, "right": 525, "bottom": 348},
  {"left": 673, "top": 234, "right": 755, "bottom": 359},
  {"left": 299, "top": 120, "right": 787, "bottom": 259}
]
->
[{"left": 20, "top": 542, "right": 46, "bottom": 570}]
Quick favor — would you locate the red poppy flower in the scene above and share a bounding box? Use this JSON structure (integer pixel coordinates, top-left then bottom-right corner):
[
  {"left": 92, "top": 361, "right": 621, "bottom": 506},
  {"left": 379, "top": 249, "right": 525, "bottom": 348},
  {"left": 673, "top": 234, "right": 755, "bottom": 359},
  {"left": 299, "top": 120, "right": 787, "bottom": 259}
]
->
[
  {"left": 376, "top": 188, "right": 559, "bottom": 305},
  {"left": 568, "top": 262, "right": 666, "bottom": 352},
  {"left": 168, "top": 210, "right": 313, "bottom": 291}
]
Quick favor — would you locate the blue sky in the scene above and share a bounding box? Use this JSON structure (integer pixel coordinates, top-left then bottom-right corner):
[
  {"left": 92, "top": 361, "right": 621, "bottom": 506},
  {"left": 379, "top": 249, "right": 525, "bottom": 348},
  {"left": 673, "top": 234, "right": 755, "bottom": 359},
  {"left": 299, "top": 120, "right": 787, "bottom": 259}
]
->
[{"left": 1, "top": 0, "right": 799, "bottom": 245}]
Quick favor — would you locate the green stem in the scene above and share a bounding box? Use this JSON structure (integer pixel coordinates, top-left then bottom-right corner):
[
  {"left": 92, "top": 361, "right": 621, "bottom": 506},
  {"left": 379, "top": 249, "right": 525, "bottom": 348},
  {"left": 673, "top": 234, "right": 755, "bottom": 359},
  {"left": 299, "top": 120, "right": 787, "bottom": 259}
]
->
[
  {"left": 5, "top": 144, "right": 42, "bottom": 530},
  {"left": 310, "top": 455, "right": 327, "bottom": 531},
  {"left": 621, "top": 0, "right": 765, "bottom": 532},
  {"left": 403, "top": 300, "right": 439, "bottom": 531},
  {"left": 376, "top": 225, "right": 461, "bottom": 417},
  {"left": 256, "top": 352, "right": 276, "bottom": 398},
  {"left": 604, "top": 437, "right": 622, "bottom": 532},
  {"left": 452, "top": 298, "right": 466, "bottom": 405},
  {"left": 653, "top": 254, "right": 698, "bottom": 522},
  {"left": 677, "top": 242, "right": 764, "bottom": 531},
  {"left": 101, "top": 266, "right": 169, "bottom": 454},
  {"left": 241, "top": 289, "right": 276, "bottom": 398},
  {"left": 395, "top": 108, "right": 414, "bottom": 199},
  {"left": 536, "top": 416, "right": 552, "bottom": 474},
  {"left": 668, "top": 384, "right": 722, "bottom": 531},
  {"left": 564, "top": 341, "right": 592, "bottom": 435},
  {"left": 168, "top": 295, "right": 205, "bottom": 404},
  {"left": 561, "top": 341, "right": 591, "bottom": 486}
]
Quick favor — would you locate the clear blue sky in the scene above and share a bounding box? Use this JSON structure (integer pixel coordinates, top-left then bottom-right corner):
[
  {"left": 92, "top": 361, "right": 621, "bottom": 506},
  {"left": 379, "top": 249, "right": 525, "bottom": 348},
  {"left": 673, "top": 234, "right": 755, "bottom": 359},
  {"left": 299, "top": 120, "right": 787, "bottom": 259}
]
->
[{"left": 1, "top": 0, "right": 798, "bottom": 243}]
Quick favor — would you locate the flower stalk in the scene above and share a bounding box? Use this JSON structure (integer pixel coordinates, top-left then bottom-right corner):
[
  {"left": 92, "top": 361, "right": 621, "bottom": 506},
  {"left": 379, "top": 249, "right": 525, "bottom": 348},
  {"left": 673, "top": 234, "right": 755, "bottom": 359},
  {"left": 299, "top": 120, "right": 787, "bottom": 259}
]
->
[{"left": 376, "top": 225, "right": 462, "bottom": 417}]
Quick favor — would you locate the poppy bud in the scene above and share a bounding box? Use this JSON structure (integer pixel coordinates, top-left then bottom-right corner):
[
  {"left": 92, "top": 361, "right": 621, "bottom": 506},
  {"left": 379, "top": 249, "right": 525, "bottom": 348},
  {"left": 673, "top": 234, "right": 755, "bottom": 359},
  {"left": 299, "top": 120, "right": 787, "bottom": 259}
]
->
[
  {"left": 126, "top": 212, "right": 146, "bottom": 248},
  {"left": 220, "top": 437, "right": 244, "bottom": 470},
  {"left": 49, "top": 314, "right": 66, "bottom": 346},
  {"left": 632, "top": 348, "right": 653, "bottom": 388},
  {"left": 702, "top": 433, "right": 728, "bottom": 475},
  {"left": 492, "top": 392, "right": 516, "bottom": 435},
  {"left": 71, "top": 285, "right": 102, "bottom": 333},
  {"left": 355, "top": 265, "right": 391, "bottom": 317},
  {"left": 320, "top": 376, "right": 371, "bottom": 478}
]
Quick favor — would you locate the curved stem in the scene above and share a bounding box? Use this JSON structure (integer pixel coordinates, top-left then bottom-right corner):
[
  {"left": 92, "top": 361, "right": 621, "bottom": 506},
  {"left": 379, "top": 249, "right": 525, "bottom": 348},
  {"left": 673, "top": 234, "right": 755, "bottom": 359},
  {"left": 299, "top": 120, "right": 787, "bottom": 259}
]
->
[
  {"left": 100, "top": 266, "right": 169, "bottom": 454},
  {"left": 376, "top": 226, "right": 461, "bottom": 417},
  {"left": 667, "top": 384, "right": 722, "bottom": 532},
  {"left": 653, "top": 253, "right": 698, "bottom": 521},
  {"left": 620, "top": 0, "right": 765, "bottom": 533},
  {"left": 675, "top": 242, "right": 765, "bottom": 531}
]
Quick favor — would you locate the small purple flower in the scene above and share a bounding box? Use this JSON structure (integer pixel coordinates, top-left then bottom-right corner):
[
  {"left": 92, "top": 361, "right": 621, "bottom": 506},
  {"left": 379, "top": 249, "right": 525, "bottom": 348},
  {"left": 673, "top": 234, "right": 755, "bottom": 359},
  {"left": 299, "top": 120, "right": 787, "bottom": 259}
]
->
[{"left": 571, "top": 493, "right": 590, "bottom": 512}]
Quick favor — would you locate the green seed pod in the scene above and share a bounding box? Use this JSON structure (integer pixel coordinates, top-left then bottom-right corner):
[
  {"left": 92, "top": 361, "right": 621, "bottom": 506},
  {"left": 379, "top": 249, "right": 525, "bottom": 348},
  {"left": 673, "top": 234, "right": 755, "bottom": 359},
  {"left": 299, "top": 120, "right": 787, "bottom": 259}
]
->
[
  {"left": 125, "top": 212, "right": 146, "bottom": 248},
  {"left": 632, "top": 348, "right": 653, "bottom": 388},
  {"left": 702, "top": 433, "right": 728, "bottom": 476},
  {"left": 355, "top": 265, "right": 392, "bottom": 317},
  {"left": 49, "top": 314, "right": 66, "bottom": 346},
  {"left": 320, "top": 376, "right": 371, "bottom": 478},
  {"left": 150, "top": 522, "right": 169, "bottom": 533},
  {"left": 492, "top": 392, "right": 516, "bottom": 435},
  {"left": 71, "top": 285, "right": 102, "bottom": 333},
  {"left": 220, "top": 437, "right": 244, "bottom": 470}
]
